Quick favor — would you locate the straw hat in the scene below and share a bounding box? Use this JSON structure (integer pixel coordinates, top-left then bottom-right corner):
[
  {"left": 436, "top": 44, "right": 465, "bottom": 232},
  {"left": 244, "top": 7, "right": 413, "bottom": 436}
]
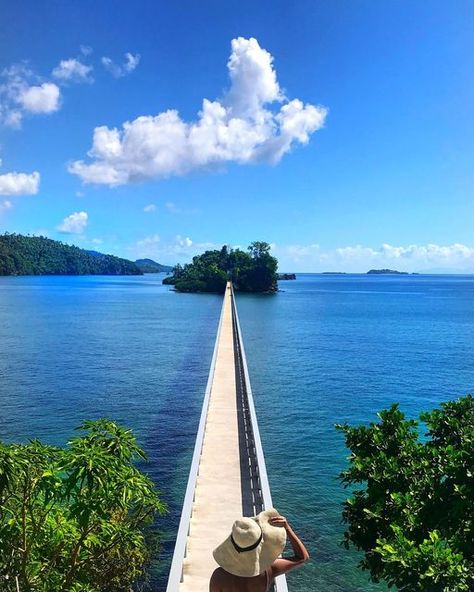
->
[{"left": 213, "top": 508, "right": 287, "bottom": 577}]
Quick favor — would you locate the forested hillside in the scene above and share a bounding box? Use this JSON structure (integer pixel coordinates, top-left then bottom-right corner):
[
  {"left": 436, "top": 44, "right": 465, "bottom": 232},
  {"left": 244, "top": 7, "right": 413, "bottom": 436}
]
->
[{"left": 0, "top": 234, "right": 142, "bottom": 276}]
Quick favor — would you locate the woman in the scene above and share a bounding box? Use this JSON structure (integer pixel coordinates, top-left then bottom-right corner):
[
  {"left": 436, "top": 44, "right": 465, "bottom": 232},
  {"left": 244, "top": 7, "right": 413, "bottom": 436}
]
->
[{"left": 210, "top": 509, "right": 309, "bottom": 592}]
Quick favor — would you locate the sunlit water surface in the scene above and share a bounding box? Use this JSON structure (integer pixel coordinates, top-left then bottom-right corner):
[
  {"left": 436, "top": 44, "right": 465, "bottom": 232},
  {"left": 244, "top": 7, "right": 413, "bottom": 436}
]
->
[{"left": 1, "top": 273, "right": 473, "bottom": 591}]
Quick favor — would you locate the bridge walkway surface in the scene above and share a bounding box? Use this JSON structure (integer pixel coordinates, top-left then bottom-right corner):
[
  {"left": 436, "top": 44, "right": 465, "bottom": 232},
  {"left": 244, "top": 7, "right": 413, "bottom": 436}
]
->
[{"left": 166, "top": 282, "right": 288, "bottom": 592}]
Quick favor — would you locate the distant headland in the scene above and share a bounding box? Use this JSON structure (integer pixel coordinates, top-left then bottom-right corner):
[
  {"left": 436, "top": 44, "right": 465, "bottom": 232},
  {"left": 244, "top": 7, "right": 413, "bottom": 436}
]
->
[
  {"left": 0, "top": 233, "right": 143, "bottom": 276},
  {"left": 135, "top": 258, "right": 173, "bottom": 273}
]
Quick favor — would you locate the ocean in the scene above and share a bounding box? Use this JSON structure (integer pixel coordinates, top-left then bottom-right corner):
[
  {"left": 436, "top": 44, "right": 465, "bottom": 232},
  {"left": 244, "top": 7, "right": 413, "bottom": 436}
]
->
[{"left": 1, "top": 273, "right": 473, "bottom": 591}]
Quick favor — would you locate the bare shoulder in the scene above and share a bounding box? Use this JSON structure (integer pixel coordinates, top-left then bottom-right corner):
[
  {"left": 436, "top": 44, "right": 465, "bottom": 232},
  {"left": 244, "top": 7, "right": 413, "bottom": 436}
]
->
[{"left": 270, "top": 557, "right": 308, "bottom": 578}]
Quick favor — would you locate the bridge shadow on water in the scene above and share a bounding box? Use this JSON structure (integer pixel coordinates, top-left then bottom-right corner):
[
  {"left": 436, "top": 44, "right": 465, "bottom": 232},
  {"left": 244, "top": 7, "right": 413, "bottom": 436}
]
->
[{"left": 137, "top": 310, "right": 218, "bottom": 590}]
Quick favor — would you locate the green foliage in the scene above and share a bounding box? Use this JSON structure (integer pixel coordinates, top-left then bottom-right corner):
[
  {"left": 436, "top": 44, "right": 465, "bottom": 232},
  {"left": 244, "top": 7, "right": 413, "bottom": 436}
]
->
[
  {"left": 165, "top": 241, "right": 278, "bottom": 293},
  {"left": 337, "top": 396, "right": 474, "bottom": 591},
  {"left": 0, "top": 233, "right": 143, "bottom": 276},
  {"left": 0, "top": 420, "right": 166, "bottom": 592}
]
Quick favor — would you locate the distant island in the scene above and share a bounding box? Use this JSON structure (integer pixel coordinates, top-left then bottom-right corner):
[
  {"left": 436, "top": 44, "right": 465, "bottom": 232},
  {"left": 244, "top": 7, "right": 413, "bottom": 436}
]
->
[
  {"left": 163, "top": 241, "right": 278, "bottom": 293},
  {"left": 0, "top": 233, "right": 142, "bottom": 276},
  {"left": 367, "top": 269, "right": 409, "bottom": 275},
  {"left": 135, "top": 258, "right": 173, "bottom": 273},
  {"left": 322, "top": 272, "right": 347, "bottom": 275},
  {"left": 277, "top": 273, "right": 296, "bottom": 280}
]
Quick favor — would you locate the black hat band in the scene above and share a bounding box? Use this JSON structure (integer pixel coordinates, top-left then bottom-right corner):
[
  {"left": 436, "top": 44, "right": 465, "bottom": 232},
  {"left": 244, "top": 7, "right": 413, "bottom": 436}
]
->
[{"left": 230, "top": 531, "right": 263, "bottom": 554}]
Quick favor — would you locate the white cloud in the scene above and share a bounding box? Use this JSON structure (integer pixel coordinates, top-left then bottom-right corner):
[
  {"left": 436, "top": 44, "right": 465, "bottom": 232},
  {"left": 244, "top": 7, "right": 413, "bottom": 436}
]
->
[
  {"left": 130, "top": 234, "right": 216, "bottom": 264},
  {"left": 225, "top": 37, "right": 282, "bottom": 118},
  {"left": 272, "top": 242, "right": 474, "bottom": 273},
  {"left": 0, "top": 54, "right": 98, "bottom": 126},
  {"left": 70, "top": 37, "right": 327, "bottom": 186},
  {"left": 0, "top": 170, "right": 40, "bottom": 195},
  {"left": 1, "top": 63, "right": 32, "bottom": 96},
  {"left": 143, "top": 203, "right": 157, "bottom": 212},
  {"left": 0, "top": 64, "right": 30, "bottom": 127},
  {"left": 56, "top": 211, "right": 88, "bottom": 234},
  {"left": 134, "top": 233, "right": 160, "bottom": 250},
  {"left": 0, "top": 200, "right": 12, "bottom": 213},
  {"left": 18, "top": 82, "right": 60, "bottom": 113},
  {"left": 4, "top": 110, "right": 22, "bottom": 128},
  {"left": 176, "top": 235, "right": 193, "bottom": 247},
  {"left": 52, "top": 58, "right": 93, "bottom": 83},
  {"left": 124, "top": 53, "right": 140, "bottom": 73},
  {"left": 80, "top": 45, "right": 93, "bottom": 56},
  {"left": 101, "top": 52, "right": 140, "bottom": 78}
]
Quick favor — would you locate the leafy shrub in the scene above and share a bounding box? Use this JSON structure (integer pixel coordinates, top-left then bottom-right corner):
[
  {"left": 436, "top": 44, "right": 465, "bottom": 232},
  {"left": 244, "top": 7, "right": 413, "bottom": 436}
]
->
[
  {"left": 337, "top": 396, "right": 474, "bottom": 591},
  {"left": 0, "top": 420, "right": 166, "bottom": 592}
]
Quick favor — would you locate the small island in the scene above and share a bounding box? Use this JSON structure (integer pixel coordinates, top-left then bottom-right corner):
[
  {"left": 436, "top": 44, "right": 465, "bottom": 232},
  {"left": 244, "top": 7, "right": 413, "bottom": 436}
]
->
[
  {"left": 367, "top": 269, "right": 408, "bottom": 275},
  {"left": 163, "top": 241, "right": 278, "bottom": 293},
  {"left": 0, "top": 233, "right": 142, "bottom": 276},
  {"left": 277, "top": 273, "right": 296, "bottom": 280}
]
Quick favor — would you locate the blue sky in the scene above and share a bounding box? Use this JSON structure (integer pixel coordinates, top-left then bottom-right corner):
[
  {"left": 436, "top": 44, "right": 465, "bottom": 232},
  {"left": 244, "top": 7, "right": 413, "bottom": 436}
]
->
[{"left": 1, "top": 0, "right": 473, "bottom": 272}]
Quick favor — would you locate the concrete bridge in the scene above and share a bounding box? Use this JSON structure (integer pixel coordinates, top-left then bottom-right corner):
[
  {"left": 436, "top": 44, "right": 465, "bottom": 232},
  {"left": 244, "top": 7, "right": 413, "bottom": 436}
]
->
[{"left": 166, "top": 282, "right": 288, "bottom": 592}]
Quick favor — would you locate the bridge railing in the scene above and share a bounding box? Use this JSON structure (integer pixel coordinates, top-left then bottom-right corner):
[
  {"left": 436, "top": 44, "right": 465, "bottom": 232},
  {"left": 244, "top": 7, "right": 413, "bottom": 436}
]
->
[{"left": 230, "top": 285, "right": 289, "bottom": 592}]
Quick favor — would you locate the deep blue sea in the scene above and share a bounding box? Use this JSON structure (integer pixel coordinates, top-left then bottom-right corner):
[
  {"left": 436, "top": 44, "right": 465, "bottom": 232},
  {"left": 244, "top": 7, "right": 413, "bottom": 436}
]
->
[{"left": 1, "top": 273, "right": 473, "bottom": 591}]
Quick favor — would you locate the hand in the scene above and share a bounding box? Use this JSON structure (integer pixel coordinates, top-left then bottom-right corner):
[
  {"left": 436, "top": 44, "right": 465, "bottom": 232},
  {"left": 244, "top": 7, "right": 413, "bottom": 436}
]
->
[{"left": 269, "top": 515, "right": 289, "bottom": 530}]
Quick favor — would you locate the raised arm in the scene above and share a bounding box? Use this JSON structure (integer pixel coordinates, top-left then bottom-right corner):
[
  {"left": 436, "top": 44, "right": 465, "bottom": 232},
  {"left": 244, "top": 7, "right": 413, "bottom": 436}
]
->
[{"left": 269, "top": 516, "right": 310, "bottom": 578}]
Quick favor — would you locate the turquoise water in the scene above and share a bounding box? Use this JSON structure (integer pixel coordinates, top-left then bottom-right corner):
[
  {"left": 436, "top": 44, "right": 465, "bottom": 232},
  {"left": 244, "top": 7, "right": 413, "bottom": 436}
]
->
[{"left": 1, "top": 273, "right": 473, "bottom": 591}]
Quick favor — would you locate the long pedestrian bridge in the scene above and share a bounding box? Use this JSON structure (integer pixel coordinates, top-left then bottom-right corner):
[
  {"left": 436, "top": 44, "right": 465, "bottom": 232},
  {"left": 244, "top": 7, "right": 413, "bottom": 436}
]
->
[{"left": 166, "top": 282, "right": 288, "bottom": 592}]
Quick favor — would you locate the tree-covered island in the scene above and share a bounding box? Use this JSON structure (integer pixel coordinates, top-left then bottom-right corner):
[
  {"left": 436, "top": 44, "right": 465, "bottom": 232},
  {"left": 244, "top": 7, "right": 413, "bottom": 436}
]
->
[
  {"left": 163, "top": 241, "right": 278, "bottom": 293},
  {"left": 367, "top": 269, "right": 409, "bottom": 275},
  {"left": 0, "top": 234, "right": 142, "bottom": 276}
]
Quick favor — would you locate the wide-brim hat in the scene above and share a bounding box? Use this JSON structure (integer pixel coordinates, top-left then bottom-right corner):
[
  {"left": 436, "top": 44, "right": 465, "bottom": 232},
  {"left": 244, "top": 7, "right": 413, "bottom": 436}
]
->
[{"left": 213, "top": 508, "right": 287, "bottom": 577}]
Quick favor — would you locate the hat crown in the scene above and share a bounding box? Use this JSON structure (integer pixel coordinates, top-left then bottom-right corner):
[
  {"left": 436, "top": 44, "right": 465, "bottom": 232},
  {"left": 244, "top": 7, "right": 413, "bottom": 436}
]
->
[
  {"left": 232, "top": 518, "right": 261, "bottom": 547},
  {"left": 213, "top": 509, "right": 287, "bottom": 578}
]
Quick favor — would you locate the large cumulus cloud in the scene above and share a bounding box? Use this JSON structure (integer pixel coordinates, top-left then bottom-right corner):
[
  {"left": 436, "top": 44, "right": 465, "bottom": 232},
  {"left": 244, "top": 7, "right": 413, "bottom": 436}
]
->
[{"left": 69, "top": 37, "right": 327, "bottom": 186}]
